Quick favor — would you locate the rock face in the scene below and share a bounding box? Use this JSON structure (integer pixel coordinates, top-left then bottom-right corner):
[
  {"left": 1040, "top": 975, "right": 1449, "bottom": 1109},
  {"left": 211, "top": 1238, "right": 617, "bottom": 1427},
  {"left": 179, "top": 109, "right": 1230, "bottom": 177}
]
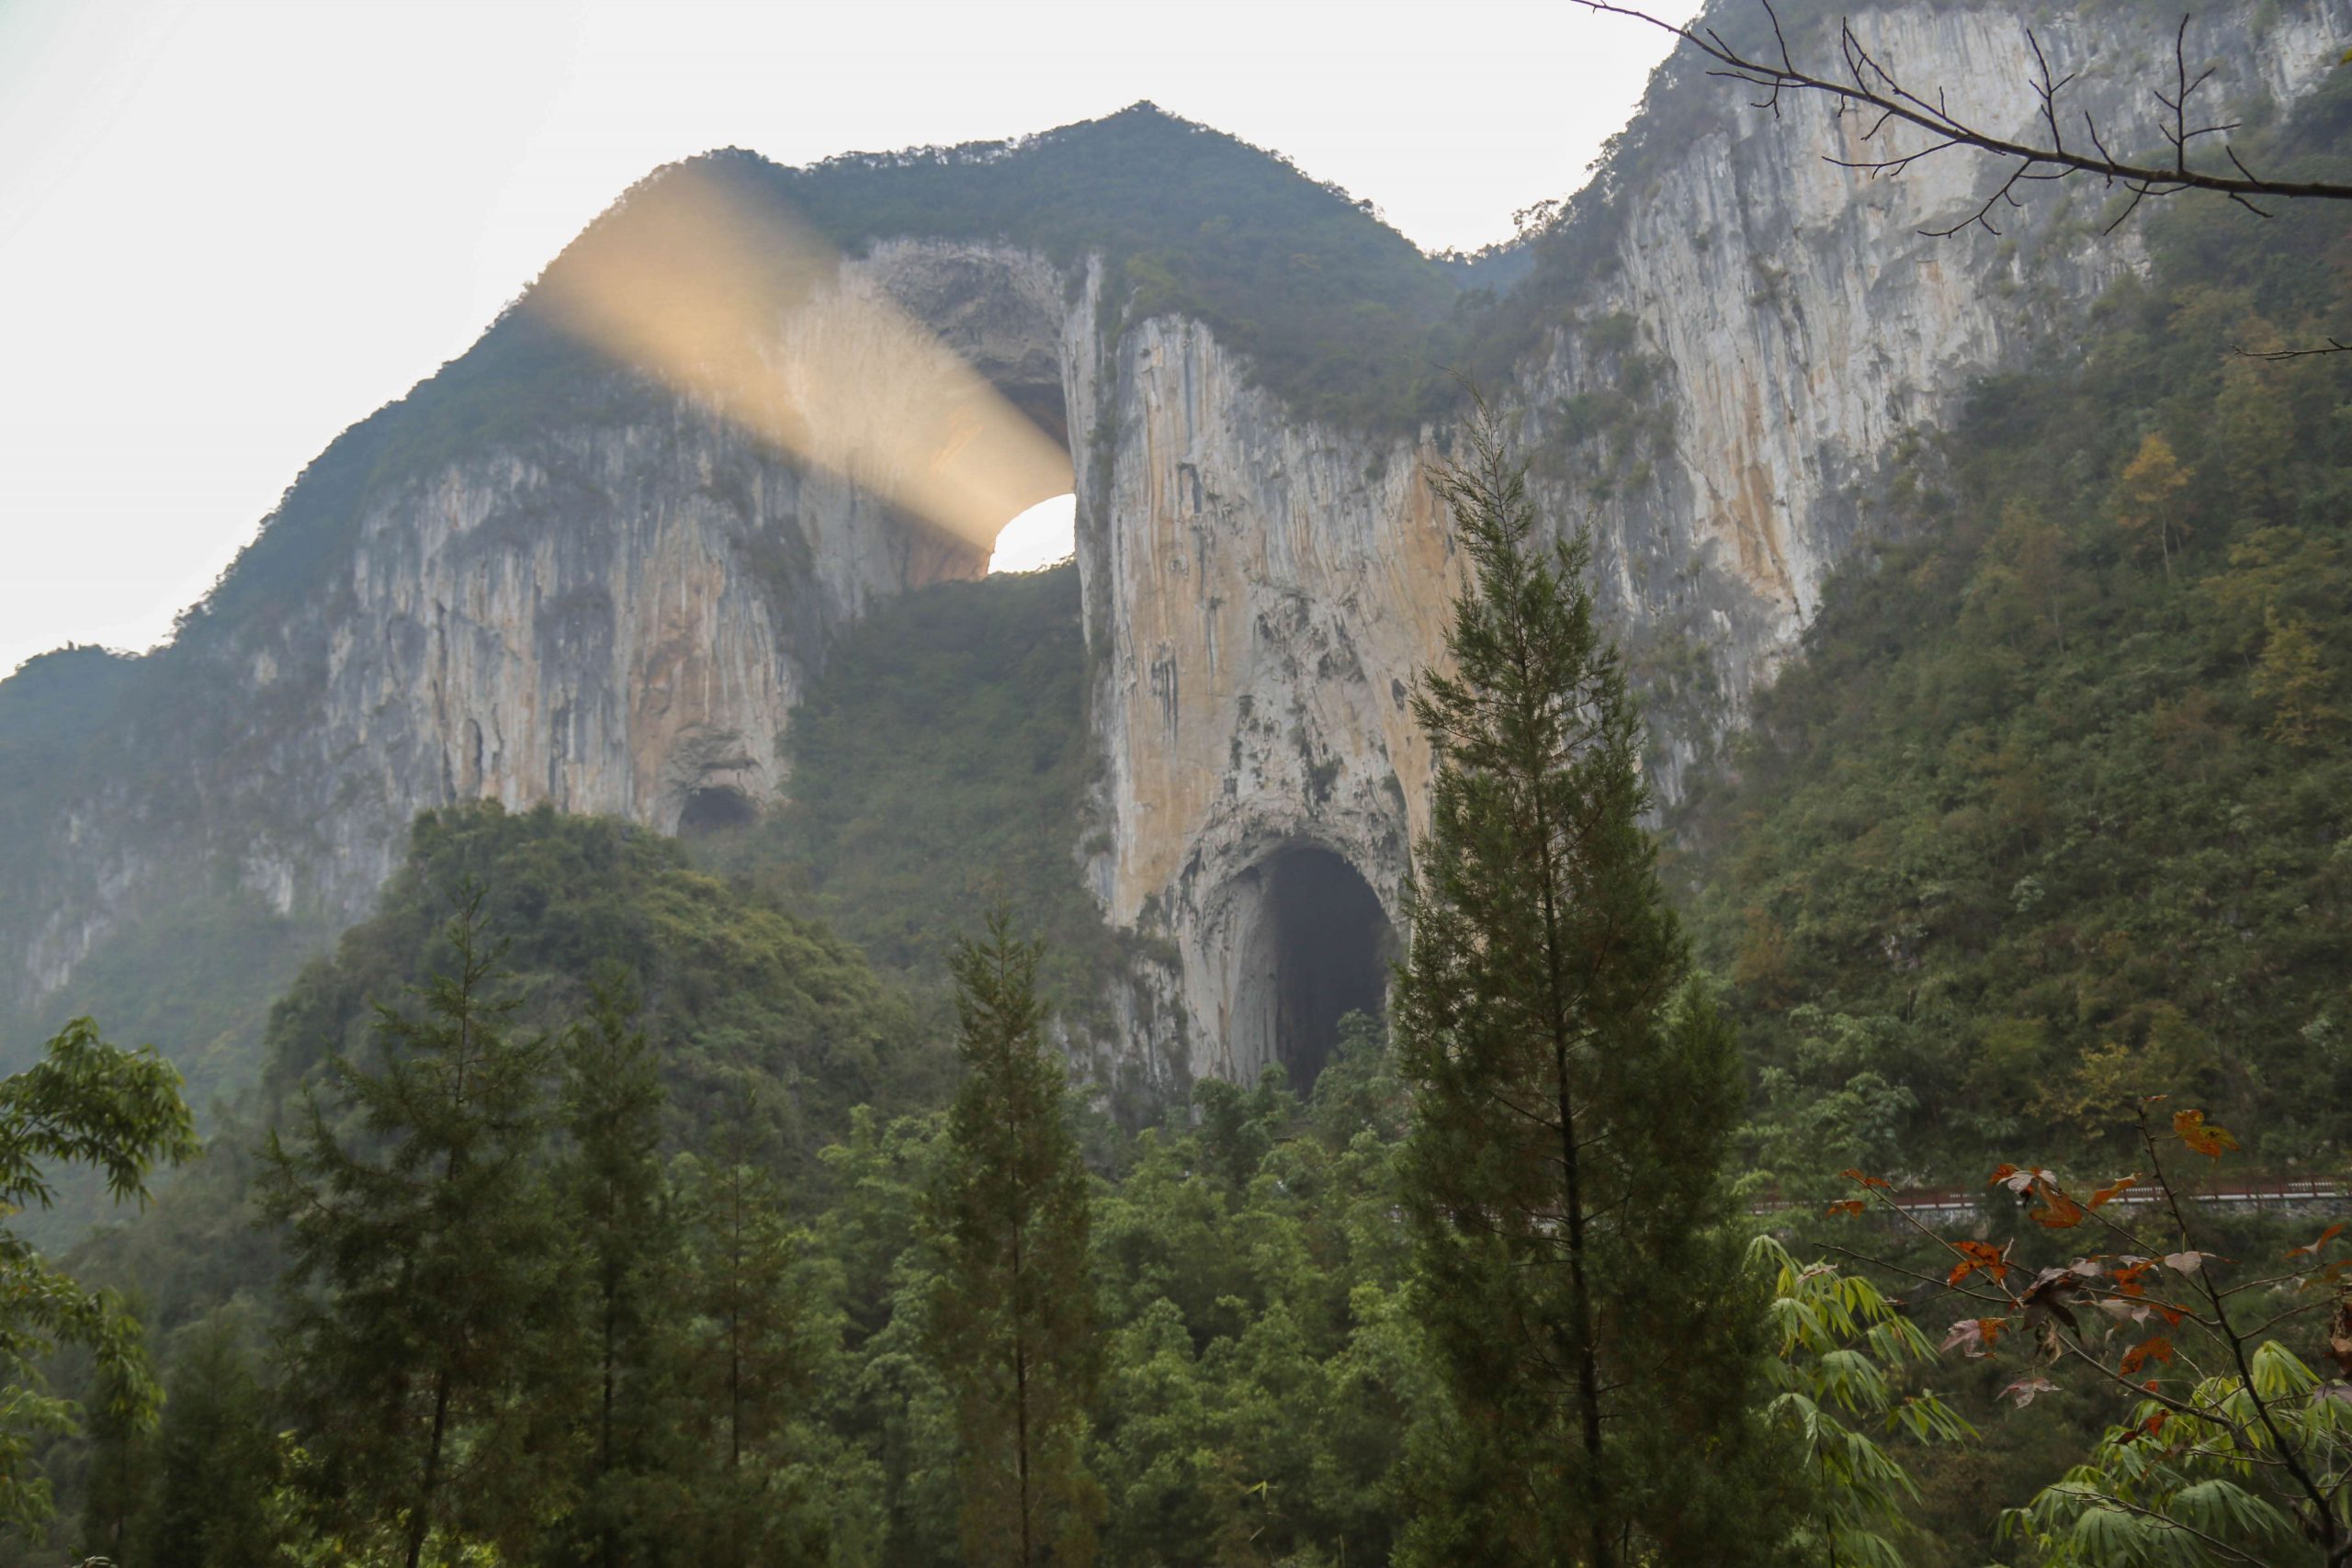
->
[
  {"left": 21, "top": 406, "right": 948, "bottom": 998},
  {"left": 7, "top": 0, "right": 2345, "bottom": 1088},
  {"left": 11, "top": 238, "right": 1069, "bottom": 1006},
  {"left": 1076, "top": 0, "right": 2350, "bottom": 1082}
]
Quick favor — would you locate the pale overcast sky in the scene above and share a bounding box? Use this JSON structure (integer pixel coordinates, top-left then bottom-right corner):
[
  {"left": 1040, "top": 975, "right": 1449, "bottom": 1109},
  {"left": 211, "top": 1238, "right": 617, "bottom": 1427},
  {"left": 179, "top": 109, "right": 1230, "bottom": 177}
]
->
[{"left": 0, "top": 0, "right": 1698, "bottom": 676}]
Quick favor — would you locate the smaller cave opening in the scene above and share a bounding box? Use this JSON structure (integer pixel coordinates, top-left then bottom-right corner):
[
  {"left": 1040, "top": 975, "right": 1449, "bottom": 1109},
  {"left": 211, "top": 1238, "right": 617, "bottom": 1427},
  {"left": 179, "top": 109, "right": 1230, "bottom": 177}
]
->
[
  {"left": 1241, "top": 847, "right": 1396, "bottom": 1092},
  {"left": 677, "top": 784, "right": 756, "bottom": 835}
]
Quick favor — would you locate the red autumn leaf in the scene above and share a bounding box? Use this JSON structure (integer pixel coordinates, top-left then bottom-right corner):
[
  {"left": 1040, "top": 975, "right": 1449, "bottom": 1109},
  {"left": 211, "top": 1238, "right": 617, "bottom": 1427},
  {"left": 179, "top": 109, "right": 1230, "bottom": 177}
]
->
[
  {"left": 2132, "top": 1409, "right": 2170, "bottom": 1444},
  {"left": 1988, "top": 1163, "right": 2021, "bottom": 1189},
  {"left": 1841, "top": 1168, "right": 1891, "bottom": 1190},
  {"left": 1948, "top": 1239, "right": 2009, "bottom": 1287},
  {"left": 2032, "top": 1183, "right": 2087, "bottom": 1230},
  {"left": 2089, "top": 1174, "right": 2138, "bottom": 1209},
  {"left": 1826, "top": 1199, "right": 1867, "bottom": 1218},
  {"left": 2001, "top": 1375, "right": 2060, "bottom": 1407},
  {"left": 2172, "top": 1109, "right": 2239, "bottom": 1159},
  {"left": 2286, "top": 1224, "right": 2346, "bottom": 1260},
  {"left": 2120, "top": 1336, "right": 2176, "bottom": 1376}
]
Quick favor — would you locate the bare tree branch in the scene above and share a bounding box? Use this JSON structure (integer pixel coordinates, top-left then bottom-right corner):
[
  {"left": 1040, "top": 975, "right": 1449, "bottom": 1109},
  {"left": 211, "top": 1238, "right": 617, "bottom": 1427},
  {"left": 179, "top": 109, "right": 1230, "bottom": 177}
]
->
[
  {"left": 2235, "top": 337, "right": 2352, "bottom": 360},
  {"left": 1578, "top": 1, "right": 2352, "bottom": 238}
]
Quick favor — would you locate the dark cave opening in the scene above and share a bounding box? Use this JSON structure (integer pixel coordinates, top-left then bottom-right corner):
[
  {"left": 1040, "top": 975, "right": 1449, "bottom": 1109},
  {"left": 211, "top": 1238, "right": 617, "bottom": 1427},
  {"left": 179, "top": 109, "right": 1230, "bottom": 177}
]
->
[
  {"left": 1262, "top": 848, "right": 1395, "bottom": 1091},
  {"left": 677, "top": 785, "right": 756, "bottom": 835}
]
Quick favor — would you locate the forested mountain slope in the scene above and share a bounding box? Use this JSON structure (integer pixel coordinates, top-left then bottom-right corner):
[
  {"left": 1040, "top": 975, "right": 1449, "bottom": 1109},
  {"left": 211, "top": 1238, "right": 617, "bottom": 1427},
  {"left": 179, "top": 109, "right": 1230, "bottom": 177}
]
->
[
  {"left": 62, "top": 803, "right": 944, "bottom": 1348},
  {"left": 688, "top": 565, "right": 1138, "bottom": 1038},
  {"left": 1681, "top": 71, "right": 2352, "bottom": 1184}
]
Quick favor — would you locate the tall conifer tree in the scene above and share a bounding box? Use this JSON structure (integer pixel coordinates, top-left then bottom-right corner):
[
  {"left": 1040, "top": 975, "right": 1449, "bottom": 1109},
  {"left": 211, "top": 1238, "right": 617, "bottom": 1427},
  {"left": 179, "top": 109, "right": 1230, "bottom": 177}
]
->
[
  {"left": 129, "top": 1314, "right": 280, "bottom": 1568},
  {"left": 674, "top": 1140, "right": 831, "bottom": 1567},
  {"left": 552, "top": 970, "right": 675, "bottom": 1568},
  {"left": 924, "top": 912, "right": 1101, "bottom": 1567},
  {"left": 259, "top": 891, "right": 576, "bottom": 1568},
  {"left": 1393, "top": 417, "right": 1787, "bottom": 1566}
]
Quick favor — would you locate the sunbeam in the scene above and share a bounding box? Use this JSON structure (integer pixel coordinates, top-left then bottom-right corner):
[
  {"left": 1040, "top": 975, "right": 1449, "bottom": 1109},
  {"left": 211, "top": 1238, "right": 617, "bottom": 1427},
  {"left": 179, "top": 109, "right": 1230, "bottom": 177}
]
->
[{"left": 528, "top": 164, "right": 1072, "bottom": 561}]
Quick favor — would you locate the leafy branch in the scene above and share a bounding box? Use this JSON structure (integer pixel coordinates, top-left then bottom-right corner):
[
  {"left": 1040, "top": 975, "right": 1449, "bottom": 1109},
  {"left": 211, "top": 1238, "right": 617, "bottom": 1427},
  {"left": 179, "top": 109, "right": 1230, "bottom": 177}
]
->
[{"left": 1831, "top": 1101, "right": 2352, "bottom": 1564}]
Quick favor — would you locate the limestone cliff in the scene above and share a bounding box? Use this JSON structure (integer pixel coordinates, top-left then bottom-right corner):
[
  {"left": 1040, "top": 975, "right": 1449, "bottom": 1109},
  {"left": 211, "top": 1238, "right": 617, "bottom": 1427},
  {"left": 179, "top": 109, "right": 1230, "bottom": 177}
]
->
[
  {"left": 10, "top": 235, "right": 1080, "bottom": 1012},
  {"left": 1076, "top": 0, "right": 2351, "bottom": 1081},
  {"left": 6, "top": 0, "right": 2343, "bottom": 1093}
]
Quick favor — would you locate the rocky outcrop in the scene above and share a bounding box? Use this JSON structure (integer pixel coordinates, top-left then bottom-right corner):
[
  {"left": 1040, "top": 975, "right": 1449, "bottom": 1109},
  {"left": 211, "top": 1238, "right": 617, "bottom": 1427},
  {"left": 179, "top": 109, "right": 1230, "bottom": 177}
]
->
[
  {"left": 21, "top": 407, "right": 940, "bottom": 999},
  {"left": 9, "top": 0, "right": 2345, "bottom": 1089}
]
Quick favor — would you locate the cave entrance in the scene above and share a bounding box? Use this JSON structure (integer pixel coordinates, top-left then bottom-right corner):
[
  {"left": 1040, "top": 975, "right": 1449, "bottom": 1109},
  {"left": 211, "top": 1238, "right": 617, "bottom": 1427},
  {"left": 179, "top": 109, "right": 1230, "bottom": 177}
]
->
[
  {"left": 677, "top": 784, "right": 756, "bottom": 835},
  {"left": 1235, "top": 847, "right": 1396, "bottom": 1092}
]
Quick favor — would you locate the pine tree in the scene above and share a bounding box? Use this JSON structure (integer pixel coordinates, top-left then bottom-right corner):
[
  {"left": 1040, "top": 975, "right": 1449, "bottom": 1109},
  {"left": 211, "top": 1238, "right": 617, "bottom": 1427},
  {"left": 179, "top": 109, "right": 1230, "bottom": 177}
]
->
[
  {"left": 552, "top": 969, "right": 677, "bottom": 1568},
  {"left": 258, "top": 890, "right": 576, "bottom": 1568},
  {"left": 1392, "top": 416, "right": 1788, "bottom": 1566},
  {"left": 923, "top": 912, "right": 1102, "bottom": 1568},
  {"left": 130, "top": 1313, "right": 282, "bottom": 1568},
  {"left": 673, "top": 1135, "right": 834, "bottom": 1568},
  {"left": 79, "top": 1354, "right": 147, "bottom": 1563}
]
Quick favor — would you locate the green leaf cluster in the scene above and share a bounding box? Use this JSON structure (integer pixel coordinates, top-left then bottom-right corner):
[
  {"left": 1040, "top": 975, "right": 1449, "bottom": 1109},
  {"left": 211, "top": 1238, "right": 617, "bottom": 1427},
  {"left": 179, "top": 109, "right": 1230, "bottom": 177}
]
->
[
  {"left": 0, "top": 1018, "right": 195, "bottom": 1534},
  {"left": 1753, "top": 1235, "right": 1974, "bottom": 1568}
]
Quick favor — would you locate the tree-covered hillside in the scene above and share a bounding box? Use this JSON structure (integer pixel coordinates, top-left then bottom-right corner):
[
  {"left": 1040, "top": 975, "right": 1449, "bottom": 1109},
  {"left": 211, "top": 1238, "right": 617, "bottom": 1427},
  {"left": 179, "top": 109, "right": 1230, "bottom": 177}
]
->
[
  {"left": 256, "top": 803, "right": 944, "bottom": 1167},
  {"left": 0, "top": 647, "right": 310, "bottom": 1136},
  {"left": 63, "top": 802, "right": 944, "bottom": 1337},
  {"left": 691, "top": 563, "right": 1127, "bottom": 1028},
  {"left": 1679, "top": 73, "right": 2352, "bottom": 1190}
]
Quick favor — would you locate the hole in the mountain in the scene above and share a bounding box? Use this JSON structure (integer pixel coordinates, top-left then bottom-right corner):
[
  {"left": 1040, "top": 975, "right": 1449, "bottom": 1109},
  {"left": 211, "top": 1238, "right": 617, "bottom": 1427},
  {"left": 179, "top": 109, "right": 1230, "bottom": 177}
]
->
[
  {"left": 990, "top": 493, "right": 1077, "bottom": 573},
  {"left": 677, "top": 785, "right": 756, "bottom": 835},
  {"left": 1234, "top": 847, "right": 1395, "bottom": 1091},
  {"left": 970, "top": 372, "right": 1073, "bottom": 576}
]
